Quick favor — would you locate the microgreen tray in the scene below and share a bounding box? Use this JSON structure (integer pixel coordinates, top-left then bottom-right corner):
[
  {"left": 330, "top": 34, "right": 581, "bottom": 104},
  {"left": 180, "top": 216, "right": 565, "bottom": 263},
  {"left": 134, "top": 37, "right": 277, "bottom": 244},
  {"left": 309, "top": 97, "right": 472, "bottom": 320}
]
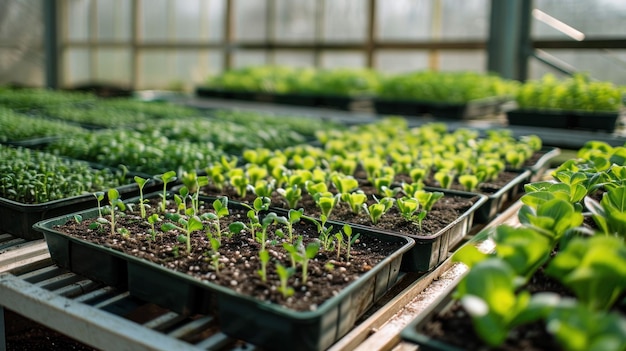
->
[{"left": 473, "top": 170, "right": 532, "bottom": 225}]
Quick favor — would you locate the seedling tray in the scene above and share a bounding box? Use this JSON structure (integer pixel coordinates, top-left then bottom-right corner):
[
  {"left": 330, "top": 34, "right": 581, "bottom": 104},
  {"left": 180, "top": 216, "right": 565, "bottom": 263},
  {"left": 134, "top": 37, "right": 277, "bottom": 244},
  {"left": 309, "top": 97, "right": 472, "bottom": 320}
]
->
[
  {"left": 525, "top": 147, "right": 561, "bottom": 182},
  {"left": 473, "top": 170, "right": 532, "bottom": 224},
  {"left": 507, "top": 109, "right": 620, "bottom": 132},
  {"left": 34, "top": 194, "right": 414, "bottom": 351}
]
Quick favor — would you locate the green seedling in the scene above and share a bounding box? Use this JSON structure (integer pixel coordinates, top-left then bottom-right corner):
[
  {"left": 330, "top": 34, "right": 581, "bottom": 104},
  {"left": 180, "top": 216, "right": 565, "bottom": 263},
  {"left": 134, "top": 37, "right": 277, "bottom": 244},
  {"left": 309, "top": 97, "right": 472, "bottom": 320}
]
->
[
  {"left": 258, "top": 249, "right": 270, "bottom": 282},
  {"left": 253, "top": 179, "right": 275, "bottom": 198},
  {"left": 342, "top": 191, "right": 367, "bottom": 214},
  {"left": 314, "top": 192, "right": 339, "bottom": 227},
  {"left": 434, "top": 170, "right": 454, "bottom": 189},
  {"left": 331, "top": 174, "right": 359, "bottom": 195},
  {"left": 161, "top": 213, "right": 203, "bottom": 253},
  {"left": 277, "top": 185, "right": 302, "bottom": 209},
  {"left": 208, "top": 235, "right": 221, "bottom": 273},
  {"left": 518, "top": 197, "right": 584, "bottom": 243},
  {"left": 409, "top": 168, "right": 428, "bottom": 187},
  {"left": 545, "top": 235, "right": 626, "bottom": 311},
  {"left": 133, "top": 176, "right": 149, "bottom": 218},
  {"left": 147, "top": 213, "right": 160, "bottom": 242},
  {"left": 240, "top": 196, "right": 271, "bottom": 239},
  {"left": 396, "top": 197, "right": 420, "bottom": 221},
  {"left": 155, "top": 170, "right": 177, "bottom": 213},
  {"left": 284, "top": 208, "right": 304, "bottom": 243},
  {"left": 585, "top": 185, "right": 626, "bottom": 239},
  {"left": 363, "top": 196, "right": 395, "bottom": 225},
  {"left": 275, "top": 263, "right": 295, "bottom": 298},
  {"left": 343, "top": 224, "right": 359, "bottom": 262},
  {"left": 203, "top": 197, "right": 229, "bottom": 239},
  {"left": 305, "top": 180, "right": 328, "bottom": 198},
  {"left": 96, "top": 188, "right": 126, "bottom": 236},
  {"left": 458, "top": 174, "right": 479, "bottom": 192},
  {"left": 415, "top": 190, "right": 444, "bottom": 211},
  {"left": 94, "top": 191, "right": 105, "bottom": 218},
  {"left": 229, "top": 173, "right": 250, "bottom": 198}
]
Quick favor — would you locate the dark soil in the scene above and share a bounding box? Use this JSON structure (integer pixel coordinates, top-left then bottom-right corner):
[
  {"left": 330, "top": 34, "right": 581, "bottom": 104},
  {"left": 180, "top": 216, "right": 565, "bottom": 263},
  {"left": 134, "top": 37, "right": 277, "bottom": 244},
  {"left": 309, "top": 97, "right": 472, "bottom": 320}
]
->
[{"left": 52, "top": 197, "right": 407, "bottom": 312}]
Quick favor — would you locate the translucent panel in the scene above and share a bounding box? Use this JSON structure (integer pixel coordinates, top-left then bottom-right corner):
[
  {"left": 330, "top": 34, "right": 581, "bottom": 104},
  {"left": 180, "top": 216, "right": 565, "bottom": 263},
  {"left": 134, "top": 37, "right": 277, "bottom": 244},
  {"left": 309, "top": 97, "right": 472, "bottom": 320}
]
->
[
  {"left": 377, "top": 0, "right": 431, "bottom": 40},
  {"left": 0, "top": 49, "right": 44, "bottom": 87},
  {"left": 233, "top": 51, "right": 268, "bottom": 68},
  {"left": 323, "top": 0, "right": 366, "bottom": 42},
  {"left": 534, "top": 0, "right": 626, "bottom": 38},
  {"left": 0, "top": 1, "right": 43, "bottom": 44},
  {"left": 438, "top": 50, "right": 486, "bottom": 72},
  {"left": 174, "top": 0, "right": 203, "bottom": 40},
  {"left": 139, "top": 50, "right": 220, "bottom": 90},
  {"left": 140, "top": 0, "right": 169, "bottom": 41},
  {"left": 95, "top": 49, "right": 131, "bottom": 85},
  {"left": 320, "top": 52, "right": 365, "bottom": 68},
  {"left": 275, "top": 0, "right": 316, "bottom": 41},
  {"left": 65, "top": 49, "right": 91, "bottom": 85},
  {"left": 234, "top": 0, "right": 267, "bottom": 41},
  {"left": 529, "top": 49, "right": 626, "bottom": 85},
  {"left": 440, "top": 0, "right": 488, "bottom": 39},
  {"left": 66, "top": 0, "right": 92, "bottom": 41},
  {"left": 96, "top": 0, "right": 131, "bottom": 40},
  {"left": 375, "top": 51, "right": 430, "bottom": 73},
  {"left": 273, "top": 51, "right": 315, "bottom": 67},
  {"left": 206, "top": 0, "right": 225, "bottom": 41}
]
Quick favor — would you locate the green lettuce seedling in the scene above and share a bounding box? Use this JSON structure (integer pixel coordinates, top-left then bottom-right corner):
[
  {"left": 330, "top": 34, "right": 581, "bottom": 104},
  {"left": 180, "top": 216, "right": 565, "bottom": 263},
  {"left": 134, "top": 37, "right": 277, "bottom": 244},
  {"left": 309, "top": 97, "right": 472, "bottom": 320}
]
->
[
  {"left": 276, "top": 263, "right": 295, "bottom": 298},
  {"left": 545, "top": 235, "right": 626, "bottom": 311},
  {"left": 585, "top": 185, "right": 626, "bottom": 238},
  {"left": 458, "top": 174, "right": 479, "bottom": 192},
  {"left": 545, "top": 300, "right": 626, "bottom": 351},
  {"left": 133, "top": 176, "right": 149, "bottom": 219},
  {"left": 342, "top": 191, "right": 367, "bottom": 214},
  {"left": 396, "top": 197, "right": 420, "bottom": 221},
  {"left": 96, "top": 188, "right": 126, "bottom": 236},
  {"left": 343, "top": 224, "right": 359, "bottom": 262},
  {"left": 161, "top": 213, "right": 203, "bottom": 253},
  {"left": 277, "top": 185, "right": 302, "bottom": 209},
  {"left": 415, "top": 190, "right": 444, "bottom": 211},
  {"left": 94, "top": 191, "right": 105, "bottom": 218},
  {"left": 208, "top": 235, "right": 221, "bottom": 273},
  {"left": 155, "top": 170, "right": 177, "bottom": 213},
  {"left": 363, "top": 196, "right": 395, "bottom": 225},
  {"left": 434, "top": 170, "right": 453, "bottom": 189},
  {"left": 455, "top": 258, "right": 559, "bottom": 347},
  {"left": 240, "top": 196, "right": 271, "bottom": 239},
  {"left": 518, "top": 197, "right": 583, "bottom": 242},
  {"left": 147, "top": 213, "right": 160, "bottom": 242},
  {"left": 204, "top": 197, "right": 229, "bottom": 239},
  {"left": 253, "top": 179, "right": 275, "bottom": 198},
  {"left": 331, "top": 174, "right": 359, "bottom": 195}
]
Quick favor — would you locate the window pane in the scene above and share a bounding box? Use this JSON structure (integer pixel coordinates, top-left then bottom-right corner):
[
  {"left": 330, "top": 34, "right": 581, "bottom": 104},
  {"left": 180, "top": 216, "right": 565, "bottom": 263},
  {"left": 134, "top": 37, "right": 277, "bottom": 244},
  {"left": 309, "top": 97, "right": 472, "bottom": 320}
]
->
[
  {"left": 377, "top": 0, "right": 431, "bottom": 40},
  {"left": 438, "top": 50, "right": 485, "bottom": 71},
  {"left": 233, "top": 51, "right": 268, "bottom": 67},
  {"left": 441, "top": 0, "right": 488, "bottom": 39},
  {"left": 534, "top": 0, "right": 626, "bottom": 38},
  {"left": 96, "top": 0, "right": 131, "bottom": 40},
  {"left": 95, "top": 49, "right": 131, "bottom": 85},
  {"left": 174, "top": 0, "right": 202, "bottom": 41},
  {"left": 529, "top": 49, "right": 626, "bottom": 85},
  {"left": 65, "top": 48, "right": 91, "bottom": 85},
  {"left": 234, "top": 0, "right": 267, "bottom": 40},
  {"left": 140, "top": 0, "right": 168, "bottom": 41},
  {"left": 207, "top": 0, "right": 225, "bottom": 41},
  {"left": 139, "top": 50, "right": 216, "bottom": 89},
  {"left": 323, "top": 0, "right": 366, "bottom": 42},
  {"left": 321, "top": 52, "right": 365, "bottom": 68},
  {"left": 376, "top": 51, "right": 429, "bottom": 73},
  {"left": 275, "top": 0, "right": 316, "bottom": 41},
  {"left": 274, "top": 51, "right": 315, "bottom": 67},
  {"left": 67, "top": 0, "right": 92, "bottom": 41}
]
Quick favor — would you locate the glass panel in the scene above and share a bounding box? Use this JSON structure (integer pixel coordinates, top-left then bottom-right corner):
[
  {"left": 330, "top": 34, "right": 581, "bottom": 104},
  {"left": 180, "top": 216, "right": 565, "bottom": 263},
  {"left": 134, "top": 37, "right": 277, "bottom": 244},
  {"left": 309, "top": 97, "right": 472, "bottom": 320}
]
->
[
  {"left": 234, "top": 0, "right": 267, "bottom": 40},
  {"left": 140, "top": 0, "right": 168, "bottom": 41},
  {"left": 66, "top": 0, "right": 92, "bottom": 41},
  {"left": 207, "top": 0, "right": 225, "bottom": 41},
  {"left": 534, "top": 0, "right": 626, "bottom": 38},
  {"left": 377, "top": 0, "right": 431, "bottom": 40},
  {"left": 273, "top": 51, "right": 315, "bottom": 67},
  {"left": 529, "top": 49, "right": 626, "bottom": 85},
  {"left": 139, "top": 50, "right": 220, "bottom": 90},
  {"left": 275, "top": 0, "right": 316, "bottom": 41},
  {"left": 65, "top": 48, "right": 91, "bottom": 85},
  {"left": 438, "top": 50, "right": 486, "bottom": 72},
  {"left": 174, "top": 0, "right": 202, "bottom": 41},
  {"left": 96, "top": 0, "right": 131, "bottom": 40},
  {"left": 440, "top": 0, "right": 488, "bottom": 39},
  {"left": 375, "top": 51, "right": 429, "bottom": 73},
  {"left": 321, "top": 52, "right": 365, "bottom": 68},
  {"left": 0, "top": 49, "right": 44, "bottom": 87},
  {"left": 95, "top": 49, "right": 131, "bottom": 86},
  {"left": 233, "top": 51, "right": 268, "bottom": 67},
  {"left": 323, "top": 0, "right": 366, "bottom": 42}
]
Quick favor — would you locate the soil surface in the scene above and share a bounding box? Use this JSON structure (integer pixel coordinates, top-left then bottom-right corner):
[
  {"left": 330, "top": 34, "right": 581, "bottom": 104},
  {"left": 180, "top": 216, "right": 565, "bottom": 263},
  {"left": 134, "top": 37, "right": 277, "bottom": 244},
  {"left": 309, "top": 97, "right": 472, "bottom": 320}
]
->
[{"left": 52, "top": 197, "right": 409, "bottom": 312}]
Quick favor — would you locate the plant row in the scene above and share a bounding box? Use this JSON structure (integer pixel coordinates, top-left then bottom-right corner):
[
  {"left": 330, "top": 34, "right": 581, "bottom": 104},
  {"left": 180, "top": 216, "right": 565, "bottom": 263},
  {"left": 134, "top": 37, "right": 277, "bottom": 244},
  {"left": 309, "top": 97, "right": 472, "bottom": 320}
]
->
[
  {"left": 203, "top": 65, "right": 518, "bottom": 104},
  {"left": 447, "top": 140, "right": 626, "bottom": 351},
  {"left": 0, "top": 145, "right": 131, "bottom": 204}
]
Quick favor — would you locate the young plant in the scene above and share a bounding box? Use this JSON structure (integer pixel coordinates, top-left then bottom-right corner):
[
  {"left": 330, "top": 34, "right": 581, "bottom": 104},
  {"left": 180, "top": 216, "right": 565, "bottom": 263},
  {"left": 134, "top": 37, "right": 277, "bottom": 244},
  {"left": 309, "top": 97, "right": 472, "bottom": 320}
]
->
[
  {"left": 94, "top": 191, "right": 105, "bottom": 218},
  {"left": 147, "top": 213, "right": 161, "bottom": 242},
  {"left": 96, "top": 188, "right": 126, "bottom": 236},
  {"left": 258, "top": 249, "right": 270, "bottom": 282},
  {"left": 342, "top": 191, "right": 368, "bottom": 214},
  {"left": 363, "top": 196, "right": 395, "bottom": 225},
  {"left": 204, "top": 197, "right": 229, "bottom": 240},
  {"left": 314, "top": 192, "right": 340, "bottom": 227},
  {"left": 299, "top": 241, "right": 320, "bottom": 284},
  {"left": 275, "top": 263, "right": 295, "bottom": 298},
  {"left": 207, "top": 235, "right": 221, "bottom": 273},
  {"left": 415, "top": 190, "right": 444, "bottom": 211},
  {"left": 458, "top": 174, "right": 479, "bottom": 192},
  {"left": 434, "top": 170, "right": 454, "bottom": 189},
  {"left": 277, "top": 185, "right": 302, "bottom": 209},
  {"left": 585, "top": 185, "right": 626, "bottom": 239},
  {"left": 517, "top": 196, "right": 584, "bottom": 242},
  {"left": 133, "top": 175, "right": 150, "bottom": 219},
  {"left": 342, "top": 224, "right": 359, "bottom": 262},
  {"left": 155, "top": 170, "right": 177, "bottom": 213},
  {"left": 396, "top": 197, "right": 420, "bottom": 221},
  {"left": 161, "top": 213, "right": 204, "bottom": 253},
  {"left": 284, "top": 208, "right": 304, "bottom": 243},
  {"left": 545, "top": 235, "right": 626, "bottom": 311},
  {"left": 241, "top": 196, "right": 271, "bottom": 239}
]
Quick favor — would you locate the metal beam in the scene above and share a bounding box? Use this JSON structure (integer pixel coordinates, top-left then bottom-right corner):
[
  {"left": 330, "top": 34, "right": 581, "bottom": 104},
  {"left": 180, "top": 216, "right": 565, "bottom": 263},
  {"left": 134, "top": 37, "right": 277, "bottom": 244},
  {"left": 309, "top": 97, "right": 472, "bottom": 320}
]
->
[{"left": 487, "top": 0, "right": 523, "bottom": 80}]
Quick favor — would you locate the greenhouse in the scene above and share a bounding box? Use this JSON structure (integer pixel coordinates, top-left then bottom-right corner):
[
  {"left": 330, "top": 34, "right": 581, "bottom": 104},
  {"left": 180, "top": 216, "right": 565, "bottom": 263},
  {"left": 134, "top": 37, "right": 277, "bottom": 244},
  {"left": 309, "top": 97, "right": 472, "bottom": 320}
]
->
[{"left": 0, "top": 1, "right": 625, "bottom": 350}]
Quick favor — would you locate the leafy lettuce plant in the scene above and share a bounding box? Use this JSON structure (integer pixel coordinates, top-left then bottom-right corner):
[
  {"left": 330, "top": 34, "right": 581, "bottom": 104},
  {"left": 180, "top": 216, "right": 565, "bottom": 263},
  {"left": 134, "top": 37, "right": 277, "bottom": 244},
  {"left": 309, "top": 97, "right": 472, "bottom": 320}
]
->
[
  {"left": 363, "top": 196, "right": 395, "bottom": 225},
  {"left": 518, "top": 195, "right": 584, "bottom": 242},
  {"left": 545, "top": 235, "right": 626, "bottom": 311},
  {"left": 585, "top": 185, "right": 626, "bottom": 239}
]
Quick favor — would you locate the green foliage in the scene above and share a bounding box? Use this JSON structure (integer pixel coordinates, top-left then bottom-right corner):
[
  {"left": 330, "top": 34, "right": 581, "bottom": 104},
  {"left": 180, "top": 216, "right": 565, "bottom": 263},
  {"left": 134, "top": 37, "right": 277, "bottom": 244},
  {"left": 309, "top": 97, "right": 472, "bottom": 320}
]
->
[
  {"left": 585, "top": 186, "right": 626, "bottom": 238},
  {"left": 363, "top": 196, "right": 395, "bottom": 225}
]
